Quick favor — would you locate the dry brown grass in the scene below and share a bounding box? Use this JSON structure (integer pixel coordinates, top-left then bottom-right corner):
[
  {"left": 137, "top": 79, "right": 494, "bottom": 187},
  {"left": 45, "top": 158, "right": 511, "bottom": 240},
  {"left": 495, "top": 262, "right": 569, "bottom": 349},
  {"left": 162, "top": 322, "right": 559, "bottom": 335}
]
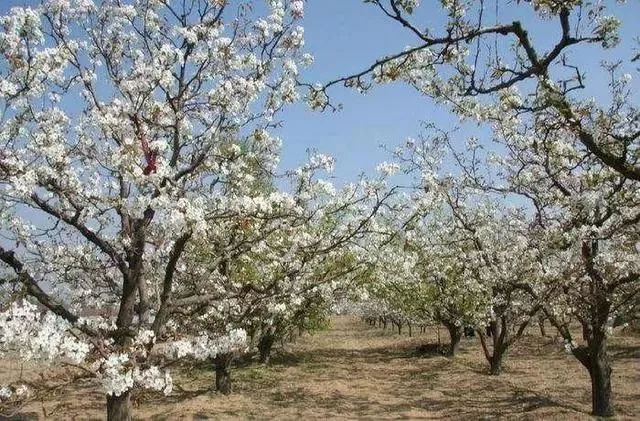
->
[{"left": 1, "top": 316, "right": 638, "bottom": 420}]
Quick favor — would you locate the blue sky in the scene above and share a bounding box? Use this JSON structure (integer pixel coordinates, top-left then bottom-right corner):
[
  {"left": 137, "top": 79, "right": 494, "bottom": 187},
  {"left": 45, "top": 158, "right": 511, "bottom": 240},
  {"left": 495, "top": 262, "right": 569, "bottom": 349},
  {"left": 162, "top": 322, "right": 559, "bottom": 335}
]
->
[
  {"left": 1, "top": 0, "right": 638, "bottom": 184},
  {"left": 277, "top": 0, "right": 447, "bottom": 181}
]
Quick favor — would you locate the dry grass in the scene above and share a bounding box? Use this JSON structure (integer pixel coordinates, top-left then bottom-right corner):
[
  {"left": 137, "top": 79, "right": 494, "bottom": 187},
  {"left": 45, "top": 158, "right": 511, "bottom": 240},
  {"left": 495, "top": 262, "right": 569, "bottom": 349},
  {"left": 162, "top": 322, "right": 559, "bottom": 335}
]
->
[{"left": 1, "top": 316, "right": 638, "bottom": 420}]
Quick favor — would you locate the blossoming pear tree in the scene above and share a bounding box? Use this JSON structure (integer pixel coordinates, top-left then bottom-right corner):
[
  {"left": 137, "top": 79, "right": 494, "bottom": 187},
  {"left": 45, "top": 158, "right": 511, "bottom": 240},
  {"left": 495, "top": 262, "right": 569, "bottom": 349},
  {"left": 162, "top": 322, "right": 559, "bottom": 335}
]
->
[
  {"left": 161, "top": 151, "right": 397, "bottom": 392},
  {"left": 316, "top": 1, "right": 638, "bottom": 416},
  {"left": 357, "top": 133, "right": 545, "bottom": 362},
  {"left": 485, "top": 93, "right": 639, "bottom": 416},
  {"left": 401, "top": 66, "right": 638, "bottom": 414},
  {"left": 0, "top": 0, "right": 309, "bottom": 419}
]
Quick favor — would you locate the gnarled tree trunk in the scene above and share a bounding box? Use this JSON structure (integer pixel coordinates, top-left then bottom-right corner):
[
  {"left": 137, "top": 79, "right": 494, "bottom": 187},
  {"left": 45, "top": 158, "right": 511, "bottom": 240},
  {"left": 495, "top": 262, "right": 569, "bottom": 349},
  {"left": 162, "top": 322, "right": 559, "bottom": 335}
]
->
[
  {"left": 573, "top": 344, "right": 614, "bottom": 417},
  {"left": 543, "top": 307, "right": 616, "bottom": 417},
  {"left": 258, "top": 330, "right": 276, "bottom": 364},
  {"left": 443, "top": 322, "right": 462, "bottom": 357},
  {"left": 589, "top": 357, "right": 613, "bottom": 417},
  {"left": 538, "top": 314, "right": 547, "bottom": 337},
  {"left": 590, "top": 358, "right": 613, "bottom": 417},
  {"left": 106, "top": 391, "right": 132, "bottom": 421},
  {"left": 488, "top": 352, "right": 504, "bottom": 375},
  {"left": 478, "top": 319, "right": 507, "bottom": 375},
  {"left": 214, "top": 352, "right": 234, "bottom": 395}
]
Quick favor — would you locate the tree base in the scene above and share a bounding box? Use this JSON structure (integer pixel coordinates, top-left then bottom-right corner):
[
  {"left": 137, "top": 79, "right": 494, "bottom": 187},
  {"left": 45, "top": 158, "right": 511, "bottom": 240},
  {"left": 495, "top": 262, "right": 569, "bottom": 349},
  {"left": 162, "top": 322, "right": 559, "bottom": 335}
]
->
[{"left": 106, "top": 391, "right": 132, "bottom": 421}]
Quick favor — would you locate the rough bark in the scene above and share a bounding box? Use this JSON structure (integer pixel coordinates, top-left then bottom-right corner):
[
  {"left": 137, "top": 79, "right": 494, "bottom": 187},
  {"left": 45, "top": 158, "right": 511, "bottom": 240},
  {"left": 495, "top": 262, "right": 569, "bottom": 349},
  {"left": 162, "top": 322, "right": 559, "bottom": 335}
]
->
[
  {"left": 538, "top": 315, "right": 547, "bottom": 337},
  {"left": 258, "top": 331, "right": 275, "bottom": 364},
  {"left": 589, "top": 357, "right": 613, "bottom": 417},
  {"left": 444, "top": 323, "right": 462, "bottom": 357},
  {"left": 574, "top": 345, "right": 614, "bottom": 417},
  {"left": 488, "top": 352, "right": 505, "bottom": 375},
  {"left": 214, "top": 352, "right": 234, "bottom": 395},
  {"left": 106, "top": 391, "right": 132, "bottom": 421},
  {"left": 542, "top": 287, "right": 615, "bottom": 417},
  {"left": 478, "top": 318, "right": 510, "bottom": 375}
]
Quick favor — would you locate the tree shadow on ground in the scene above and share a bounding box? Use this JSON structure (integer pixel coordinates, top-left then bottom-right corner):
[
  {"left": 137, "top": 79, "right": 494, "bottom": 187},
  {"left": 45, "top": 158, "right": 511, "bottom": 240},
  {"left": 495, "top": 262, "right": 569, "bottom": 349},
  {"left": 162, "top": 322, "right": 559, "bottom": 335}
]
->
[
  {"left": 0, "top": 412, "right": 39, "bottom": 421},
  {"left": 142, "top": 385, "right": 213, "bottom": 406},
  {"left": 255, "top": 367, "right": 587, "bottom": 420},
  {"left": 257, "top": 336, "right": 593, "bottom": 419},
  {"left": 608, "top": 342, "right": 640, "bottom": 359},
  {"left": 12, "top": 317, "right": 637, "bottom": 419},
  {"left": 270, "top": 341, "right": 450, "bottom": 368}
]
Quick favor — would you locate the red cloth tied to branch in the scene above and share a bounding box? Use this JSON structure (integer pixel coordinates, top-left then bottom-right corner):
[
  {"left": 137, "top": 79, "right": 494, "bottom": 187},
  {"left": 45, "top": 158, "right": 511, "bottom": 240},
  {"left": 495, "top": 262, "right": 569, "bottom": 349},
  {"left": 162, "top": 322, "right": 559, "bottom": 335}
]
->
[{"left": 130, "top": 114, "right": 158, "bottom": 175}]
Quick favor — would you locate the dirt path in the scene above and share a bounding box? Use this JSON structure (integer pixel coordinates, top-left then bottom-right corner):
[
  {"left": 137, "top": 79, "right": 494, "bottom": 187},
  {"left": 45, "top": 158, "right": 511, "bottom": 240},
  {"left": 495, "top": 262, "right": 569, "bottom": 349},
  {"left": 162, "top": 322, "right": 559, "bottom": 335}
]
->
[{"left": 3, "top": 316, "right": 639, "bottom": 420}]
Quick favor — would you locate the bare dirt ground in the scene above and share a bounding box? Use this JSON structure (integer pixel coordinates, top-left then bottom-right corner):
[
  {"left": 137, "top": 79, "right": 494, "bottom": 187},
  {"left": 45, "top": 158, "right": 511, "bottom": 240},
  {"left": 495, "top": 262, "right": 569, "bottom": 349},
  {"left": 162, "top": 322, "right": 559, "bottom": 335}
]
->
[{"left": 1, "top": 316, "right": 638, "bottom": 420}]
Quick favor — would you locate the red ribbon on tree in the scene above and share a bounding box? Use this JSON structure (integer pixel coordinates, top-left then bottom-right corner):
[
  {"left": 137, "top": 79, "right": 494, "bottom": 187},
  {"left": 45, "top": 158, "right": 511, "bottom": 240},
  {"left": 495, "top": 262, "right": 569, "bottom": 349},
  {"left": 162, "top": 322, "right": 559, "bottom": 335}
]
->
[{"left": 130, "top": 114, "right": 158, "bottom": 175}]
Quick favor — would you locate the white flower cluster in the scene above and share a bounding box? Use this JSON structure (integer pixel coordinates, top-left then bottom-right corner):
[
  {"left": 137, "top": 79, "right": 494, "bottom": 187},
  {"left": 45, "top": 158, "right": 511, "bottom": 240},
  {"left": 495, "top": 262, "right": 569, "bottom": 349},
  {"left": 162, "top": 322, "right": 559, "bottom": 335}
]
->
[
  {"left": 0, "top": 384, "right": 29, "bottom": 401},
  {"left": 268, "top": 302, "right": 288, "bottom": 315},
  {"left": 96, "top": 354, "right": 172, "bottom": 397},
  {"left": 0, "top": 301, "right": 91, "bottom": 364},
  {"left": 99, "top": 354, "right": 133, "bottom": 397},
  {"left": 135, "top": 329, "right": 156, "bottom": 346},
  {"left": 563, "top": 340, "right": 578, "bottom": 354},
  {"left": 291, "top": 0, "right": 304, "bottom": 18},
  {"left": 308, "top": 153, "right": 335, "bottom": 173},
  {"left": 376, "top": 161, "right": 401, "bottom": 177},
  {"left": 165, "top": 329, "right": 248, "bottom": 361}
]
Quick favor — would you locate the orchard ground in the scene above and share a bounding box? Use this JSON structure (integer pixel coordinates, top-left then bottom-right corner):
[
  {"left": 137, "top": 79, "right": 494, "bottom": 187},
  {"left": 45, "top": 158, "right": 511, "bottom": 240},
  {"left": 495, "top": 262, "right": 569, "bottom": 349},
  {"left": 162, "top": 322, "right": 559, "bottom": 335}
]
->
[{"left": 1, "top": 316, "right": 638, "bottom": 420}]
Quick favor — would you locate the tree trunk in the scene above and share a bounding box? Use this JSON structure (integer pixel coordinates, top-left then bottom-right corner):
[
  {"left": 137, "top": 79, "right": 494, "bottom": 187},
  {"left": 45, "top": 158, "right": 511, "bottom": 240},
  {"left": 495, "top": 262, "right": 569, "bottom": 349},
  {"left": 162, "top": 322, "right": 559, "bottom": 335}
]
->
[
  {"left": 589, "top": 357, "right": 613, "bottom": 417},
  {"left": 444, "top": 323, "right": 462, "bottom": 357},
  {"left": 543, "top": 308, "right": 615, "bottom": 417},
  {"left": 489, "top": 351, "right": 504, "bottom": 375},
  {"left": 574, "top": 346, "right": 614, "bottom": 417},
  {"left": 106, "top": 391, "right": 132, "bottom": 421},
  {"left": 214, "top": 353, "right": 233, "bottom": 395},
  {"left": 477, "top": 317, "right": 509, "bottom": 375},
  {"left": 538, "top": 315, "right": 547, "bottom": 337},
  {"left": 258, "top": 331, "right": 275, "bottom": 364},
  {"left": 408, "top": 322, "right": 412, "bottom": 337}
]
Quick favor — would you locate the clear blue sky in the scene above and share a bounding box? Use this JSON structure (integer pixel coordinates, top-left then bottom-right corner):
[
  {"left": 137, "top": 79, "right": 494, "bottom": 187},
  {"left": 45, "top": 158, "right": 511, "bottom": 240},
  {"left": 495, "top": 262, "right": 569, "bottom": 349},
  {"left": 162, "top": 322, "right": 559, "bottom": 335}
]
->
[
  {"left": 278, "top": 0, "right": 448, "bottom": 181},
  {"left": 1, "top": 0, "right": 638, "bottom": 183}
]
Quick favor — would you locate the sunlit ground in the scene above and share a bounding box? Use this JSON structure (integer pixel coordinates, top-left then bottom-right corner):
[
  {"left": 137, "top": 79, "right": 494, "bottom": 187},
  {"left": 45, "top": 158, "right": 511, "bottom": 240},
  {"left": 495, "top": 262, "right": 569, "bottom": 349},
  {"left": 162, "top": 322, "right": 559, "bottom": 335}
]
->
[{"left": 1, "top": 316, "right": 638, "bottom": 420}]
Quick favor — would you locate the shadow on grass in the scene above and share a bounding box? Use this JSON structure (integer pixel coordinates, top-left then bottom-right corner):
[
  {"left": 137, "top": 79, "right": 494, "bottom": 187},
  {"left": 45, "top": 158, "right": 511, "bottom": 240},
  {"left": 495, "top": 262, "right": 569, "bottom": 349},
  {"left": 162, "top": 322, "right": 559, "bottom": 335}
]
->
[
  {"left": 254, "top": 375, "right": 586, "bottom": 420},
  {"left": 413, "top": 342, "right": 450, "bottom": 357},
  {"left": 0, "top": 412, "right": 39, "bottom": 421},
  {"left": 609, "top": 343, "right": 640, "bottom": 359},
  {"left": 252, "top": 335, "right": 593, "bottom": 419},
  {"left": 269, "top": 341, "right": 451, "bottom": 369}
]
